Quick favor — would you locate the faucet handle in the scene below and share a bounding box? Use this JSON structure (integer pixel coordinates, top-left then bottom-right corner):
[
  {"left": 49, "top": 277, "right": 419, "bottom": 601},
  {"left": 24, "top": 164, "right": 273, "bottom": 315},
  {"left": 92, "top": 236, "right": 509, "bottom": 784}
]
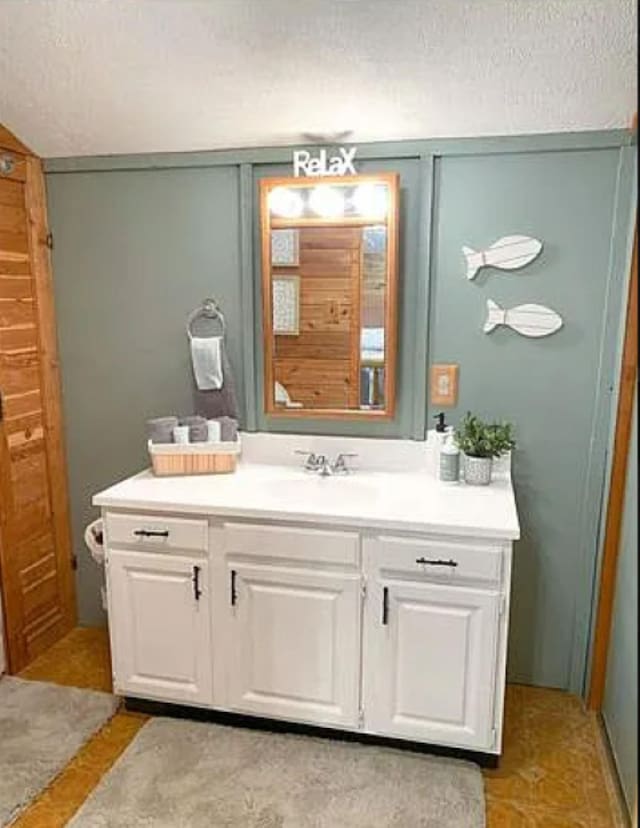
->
[
  {"left": 294, "top": 450, "right": 321, "bottom": 470},
  {"left": 332, "top": 452, "right": 358, "bottom": 473}
]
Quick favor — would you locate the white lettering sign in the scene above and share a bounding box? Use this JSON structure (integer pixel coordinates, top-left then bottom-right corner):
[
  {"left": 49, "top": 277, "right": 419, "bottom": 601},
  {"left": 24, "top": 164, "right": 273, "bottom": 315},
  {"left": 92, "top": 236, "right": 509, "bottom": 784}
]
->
[{"left": 293, "top": 147, "right": 357, "bottom": 177}]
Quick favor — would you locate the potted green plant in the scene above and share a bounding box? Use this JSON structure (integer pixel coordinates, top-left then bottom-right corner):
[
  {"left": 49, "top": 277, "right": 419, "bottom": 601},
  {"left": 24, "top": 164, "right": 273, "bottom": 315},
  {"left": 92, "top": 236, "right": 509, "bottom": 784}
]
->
[{"left": 454, "top": 413, "right": 516, "bottom": 485}]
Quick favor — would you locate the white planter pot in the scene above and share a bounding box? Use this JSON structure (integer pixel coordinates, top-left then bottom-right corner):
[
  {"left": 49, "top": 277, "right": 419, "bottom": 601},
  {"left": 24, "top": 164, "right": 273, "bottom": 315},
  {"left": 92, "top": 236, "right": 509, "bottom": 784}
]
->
[{"left": 463, "top": 455, "right": 493, "bottom": 486}]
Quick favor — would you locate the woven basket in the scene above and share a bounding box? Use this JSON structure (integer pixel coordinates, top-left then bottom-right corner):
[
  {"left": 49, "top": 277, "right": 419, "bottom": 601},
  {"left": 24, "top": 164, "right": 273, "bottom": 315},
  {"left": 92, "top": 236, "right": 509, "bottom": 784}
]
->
[{"left": 148, "top": 438, "right": 241, "bottom": 476}]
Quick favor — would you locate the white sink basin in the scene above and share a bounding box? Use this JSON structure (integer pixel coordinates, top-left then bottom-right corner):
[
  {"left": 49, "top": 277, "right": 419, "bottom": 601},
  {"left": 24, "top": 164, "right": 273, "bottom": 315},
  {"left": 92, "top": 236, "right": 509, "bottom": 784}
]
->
[{"left": 263, "top": 474, "right": 383, "bottom": 506}]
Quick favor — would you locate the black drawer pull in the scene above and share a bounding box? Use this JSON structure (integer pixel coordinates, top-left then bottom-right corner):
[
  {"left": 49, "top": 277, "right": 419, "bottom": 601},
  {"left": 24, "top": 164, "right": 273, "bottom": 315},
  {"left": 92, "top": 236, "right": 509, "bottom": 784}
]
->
[
  {"left": 134, "top": 529, "right": 169, "bottom": 538},
  {"left": 415, "top": 557, "right": 458, "bottom": 568},
  {"left": 230, "top": 569, "right": 238, "bottom": 607},
  {"left": 382, "top": 586, "right": 389, "bottom": 626},
  {"left": 192, "top": 565, "right": 202, "bottom": 601}
]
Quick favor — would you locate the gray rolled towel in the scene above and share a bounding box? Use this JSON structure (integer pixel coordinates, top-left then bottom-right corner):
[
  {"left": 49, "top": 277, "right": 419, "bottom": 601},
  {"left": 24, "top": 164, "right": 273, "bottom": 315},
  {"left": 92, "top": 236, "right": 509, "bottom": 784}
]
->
[
  {"left": 218, "top": 416, "right": 238, "bottom": 443},
  {"left": 147, "top": 416, "right": 178, "bottom": 444},
  {"left": 179, "top": 415, "right": 208, "bottom": 443}
]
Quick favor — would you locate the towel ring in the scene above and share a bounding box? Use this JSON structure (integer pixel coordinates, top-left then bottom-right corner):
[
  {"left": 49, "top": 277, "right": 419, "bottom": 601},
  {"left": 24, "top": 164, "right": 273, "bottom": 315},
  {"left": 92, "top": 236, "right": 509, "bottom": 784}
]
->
[{"left": 186, "top": 298, "right": 226, "bottom": 338}]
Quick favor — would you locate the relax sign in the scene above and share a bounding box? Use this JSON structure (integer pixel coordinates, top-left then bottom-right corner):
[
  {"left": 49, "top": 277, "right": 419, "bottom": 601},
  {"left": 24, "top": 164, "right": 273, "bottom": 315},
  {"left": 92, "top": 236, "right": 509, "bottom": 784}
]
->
[{"left": 293, "top": 147, "right": 357, "bottom": 177}]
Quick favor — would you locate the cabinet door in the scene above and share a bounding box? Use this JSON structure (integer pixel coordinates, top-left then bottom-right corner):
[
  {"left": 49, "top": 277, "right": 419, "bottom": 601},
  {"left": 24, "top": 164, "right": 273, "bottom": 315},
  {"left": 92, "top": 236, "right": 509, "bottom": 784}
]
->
[
  {"left": 364, "top": 578, "right": 500, "bottom": 750},
  {"left": 107, "top": 549, "right": 212, "bottom": 705},
  {"left": 225, "top": 562, "right": 361, "bottom": 727}
]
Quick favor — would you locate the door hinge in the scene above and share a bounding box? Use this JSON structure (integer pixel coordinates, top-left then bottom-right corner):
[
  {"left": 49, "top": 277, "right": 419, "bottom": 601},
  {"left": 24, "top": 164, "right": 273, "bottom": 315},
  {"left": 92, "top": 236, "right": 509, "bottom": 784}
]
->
[
  {"left": 45, "top": 232, "right": 54, "bottom": 250},
  {"left": 491, "top": 727, "right": 498, "bottom": 750},
  {"left": 498, "top": 594, "right": 507, "bottom": 616},
  {"left": 360, "top": 576, "right": 367, "bottom": 600},
  {"left": 71, "top": 554, "right": 78, "bottom": 571},
  {"left": 358, "top": 708, "right": 365, "bottom": 728}
]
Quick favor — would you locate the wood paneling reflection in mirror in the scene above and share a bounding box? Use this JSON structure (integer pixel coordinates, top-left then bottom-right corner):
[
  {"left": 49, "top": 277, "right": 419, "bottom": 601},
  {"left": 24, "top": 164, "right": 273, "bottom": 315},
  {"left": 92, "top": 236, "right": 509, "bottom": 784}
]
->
[{"left": 260, "top": 173, "right": 399, "bottom": 419}]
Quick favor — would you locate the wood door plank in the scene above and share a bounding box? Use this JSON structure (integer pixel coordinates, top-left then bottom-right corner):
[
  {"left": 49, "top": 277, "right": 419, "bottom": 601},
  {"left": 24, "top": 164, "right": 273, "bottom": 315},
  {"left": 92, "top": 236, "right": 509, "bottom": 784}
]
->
[
  {"left": 1, "top": 349, "right": 41, "bottom": 395},
  {"left": 0, "top": 205, "right": 27, "bottom": 235},
  {"left": 0, "top": 257, "right": 31, "bottom": 276},
  {"left": 0, "top": 297, "right": 35, "bottom": 327},
  {"left": 0, "top": 228, "right": 29, "bottom": 255},
  {"left": 0, "top": 325, "right": 38, "bottom": 351},
  {"left": 0, "top": 178, "right": 25, "bottom": 209},
  {"left": 0, "top": 276, "right": 34, "bottom": 300}
]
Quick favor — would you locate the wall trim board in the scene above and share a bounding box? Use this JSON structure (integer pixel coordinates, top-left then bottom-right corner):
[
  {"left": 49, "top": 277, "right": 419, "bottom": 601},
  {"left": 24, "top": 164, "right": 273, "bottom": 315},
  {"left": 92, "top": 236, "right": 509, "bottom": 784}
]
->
[
  {"left": 569, "top": 144, "right": 638, "bottom": 696},
  {"left": 586, "top": 244, "right": 638, "bottom": 704},
  {"left": 410, "top": 154, "right": 435, "bottom": 440},
  {"left": 239, "top": 163, "right": 257, "bottom": 431},
  {"left": 42, "top": 130, "right": 634, "bottom": 174}
]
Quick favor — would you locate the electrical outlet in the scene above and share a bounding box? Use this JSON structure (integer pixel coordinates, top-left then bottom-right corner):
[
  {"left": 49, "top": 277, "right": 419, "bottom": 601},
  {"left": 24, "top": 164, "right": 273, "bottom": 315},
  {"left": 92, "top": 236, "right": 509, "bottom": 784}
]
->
[{"left": 430, "top": 364, "right": 459, "bottom": 406}]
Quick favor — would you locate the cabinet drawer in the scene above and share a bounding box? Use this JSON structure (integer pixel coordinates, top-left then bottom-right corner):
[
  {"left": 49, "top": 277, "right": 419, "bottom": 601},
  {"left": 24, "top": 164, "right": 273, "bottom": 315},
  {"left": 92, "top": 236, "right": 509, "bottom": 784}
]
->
[
  {"left": 105, "top": 512, "right": 208, "bottom": 553},
  {"left": 367, "top": 535, "right": 503, "bottom": 584},
  {"left": 223, "top": 522, "right": 359, "bottom": 567}
]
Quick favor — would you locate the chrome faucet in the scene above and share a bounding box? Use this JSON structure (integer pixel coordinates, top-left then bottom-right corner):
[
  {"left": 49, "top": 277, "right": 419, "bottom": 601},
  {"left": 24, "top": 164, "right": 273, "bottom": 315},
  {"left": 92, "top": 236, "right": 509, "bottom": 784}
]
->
[
  {"left": 329, "top": 453, "right": 356, "bottom": 474},
  {"left": 295, "top": 451, "right": 357, "bottom": 476},
  {"left": 294, "top": 450, "right": 324, "bottom": 472}
]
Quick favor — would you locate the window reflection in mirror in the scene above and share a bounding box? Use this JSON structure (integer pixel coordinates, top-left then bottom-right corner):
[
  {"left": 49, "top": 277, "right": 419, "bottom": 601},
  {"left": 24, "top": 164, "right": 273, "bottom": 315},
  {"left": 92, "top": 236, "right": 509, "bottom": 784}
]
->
[{"left": 260, "top": 173, "right": 399, "bottom": 420}]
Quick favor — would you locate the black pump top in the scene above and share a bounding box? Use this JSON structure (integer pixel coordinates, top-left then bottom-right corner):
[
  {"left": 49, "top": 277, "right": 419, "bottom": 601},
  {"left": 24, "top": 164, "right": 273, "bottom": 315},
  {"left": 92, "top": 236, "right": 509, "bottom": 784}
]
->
[{"left": 434, "top": 412, "right": 447, "bottom": 432}]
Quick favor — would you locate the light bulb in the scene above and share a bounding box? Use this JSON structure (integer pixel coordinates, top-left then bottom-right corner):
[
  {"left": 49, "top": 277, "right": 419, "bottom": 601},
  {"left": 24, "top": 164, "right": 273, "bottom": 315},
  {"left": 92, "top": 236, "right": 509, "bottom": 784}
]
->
[
  {"left": 308, "top": 185, "right": 345, "bottom": 218},
  {"left": 352, "top": 183, "right": 388, "bottom": 218},
  {"left": 268, "top": 187, "right": 303, "bottom": 218}
]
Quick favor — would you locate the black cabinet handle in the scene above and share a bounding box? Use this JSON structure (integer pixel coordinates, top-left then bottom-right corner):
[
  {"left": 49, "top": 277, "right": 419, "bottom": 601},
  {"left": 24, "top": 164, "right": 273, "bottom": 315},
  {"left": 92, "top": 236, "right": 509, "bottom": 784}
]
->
[
  {"left": 134, "top": 529, "right": 169, "bottom": 538},
  {"left": 230, "top": 569, "right": 238, "bottom": 607},
  {"left": 192, "top": 565, "right": 202, "bottom": 601},
  {"left": 415, "top": 557, "right": 458, "bottom": 568},
  {"left": 382, "top": 586, "right": 389, "bottom": 626}
]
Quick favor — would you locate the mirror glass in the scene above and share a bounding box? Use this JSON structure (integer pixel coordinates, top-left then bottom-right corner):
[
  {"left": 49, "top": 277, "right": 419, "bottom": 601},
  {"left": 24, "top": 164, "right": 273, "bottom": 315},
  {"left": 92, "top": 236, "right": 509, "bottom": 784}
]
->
[{"left": 260, "top": 173, "right": 399, "bottom": 419}]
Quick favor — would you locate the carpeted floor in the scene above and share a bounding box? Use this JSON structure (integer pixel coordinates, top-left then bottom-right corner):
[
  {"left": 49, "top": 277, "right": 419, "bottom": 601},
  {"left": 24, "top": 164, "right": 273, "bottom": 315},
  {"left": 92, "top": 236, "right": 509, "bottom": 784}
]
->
[
  {"left": 69, "top": 717, "right": 485, "bottom": 827},
  {"left": 0, "top": 677, "right": 118, "bottom": 827}
]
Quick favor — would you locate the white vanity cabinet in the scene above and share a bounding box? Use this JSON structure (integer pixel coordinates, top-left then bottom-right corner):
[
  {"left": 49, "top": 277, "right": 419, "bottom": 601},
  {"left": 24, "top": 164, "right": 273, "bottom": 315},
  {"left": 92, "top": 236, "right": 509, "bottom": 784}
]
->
[
  {"left": 105, "top": 514, "right": 213, "bottom": 706},
  {"left": 96, "top": 452, "right": 518, "bottom": 758}
]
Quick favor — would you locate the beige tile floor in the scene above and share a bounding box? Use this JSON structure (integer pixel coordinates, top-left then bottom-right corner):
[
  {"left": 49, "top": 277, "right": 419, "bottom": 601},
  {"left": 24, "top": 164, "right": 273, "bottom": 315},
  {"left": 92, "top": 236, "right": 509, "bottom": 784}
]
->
[{"left": 14, "top": 627, "right": 622, "bottom": 827}]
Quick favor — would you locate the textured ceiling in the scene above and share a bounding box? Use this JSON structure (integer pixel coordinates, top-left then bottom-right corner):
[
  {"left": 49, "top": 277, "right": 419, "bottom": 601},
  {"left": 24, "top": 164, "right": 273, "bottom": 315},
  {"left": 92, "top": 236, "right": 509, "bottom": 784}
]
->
[{"left": 0, "top": 0, "right": 637, "bottom": 158}]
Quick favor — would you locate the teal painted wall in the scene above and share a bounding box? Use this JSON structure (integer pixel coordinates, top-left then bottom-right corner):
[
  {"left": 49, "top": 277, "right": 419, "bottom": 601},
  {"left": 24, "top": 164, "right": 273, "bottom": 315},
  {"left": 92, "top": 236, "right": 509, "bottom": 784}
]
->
[
  {"left": 603, "top": 388, "right": 637, "bottom": 813},
  {"left": 429, "top": 148, "right": 625, "bottom": 688},
  {"left": 47, "top": 167, "right": 242, "bottom": 624},
  {"left": 45, "top": 132, "right": 635, "bottom": 691}
]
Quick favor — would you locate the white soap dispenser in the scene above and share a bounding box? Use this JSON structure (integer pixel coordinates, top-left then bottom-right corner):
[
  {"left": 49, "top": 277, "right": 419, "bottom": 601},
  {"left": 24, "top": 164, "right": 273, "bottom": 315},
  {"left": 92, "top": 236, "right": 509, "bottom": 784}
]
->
[{"left": 439, "top": 426, "right": 460, "bottom": 483}]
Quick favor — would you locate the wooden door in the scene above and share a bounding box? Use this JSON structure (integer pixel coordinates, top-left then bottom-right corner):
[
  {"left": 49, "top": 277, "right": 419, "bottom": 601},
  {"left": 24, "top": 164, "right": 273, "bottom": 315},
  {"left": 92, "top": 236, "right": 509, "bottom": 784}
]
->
[
  {"left": 0, "top": 126, "right": 76, "bottom": 671},
  {"left": 225, "top": 561, "right": 361, "bottom": 727},
  {"left": 107, "top": 548, "right": 212, "bottom": 705},
  {"left": 364, "top": 578, "right": 500, "bottom": 750}
]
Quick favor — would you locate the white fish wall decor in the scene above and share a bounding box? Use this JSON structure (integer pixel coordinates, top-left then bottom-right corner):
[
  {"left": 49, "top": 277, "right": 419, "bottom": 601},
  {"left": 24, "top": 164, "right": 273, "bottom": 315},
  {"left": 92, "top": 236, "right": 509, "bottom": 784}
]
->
[
  {"left": 463, "top": 235, "right": 543, "bottom": 280},
  {"left": 483, "top": 299, "right": 563, "bottom": 338}
]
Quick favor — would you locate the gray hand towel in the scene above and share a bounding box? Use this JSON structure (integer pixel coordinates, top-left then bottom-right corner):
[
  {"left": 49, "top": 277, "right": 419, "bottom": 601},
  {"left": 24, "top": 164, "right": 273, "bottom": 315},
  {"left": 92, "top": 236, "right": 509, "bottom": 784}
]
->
[
  {"left": 147, "top": 416, "right": 178, "bottom": 444},
  {"left": 193, "top": 341, "right": 239, "bottom": 421}
]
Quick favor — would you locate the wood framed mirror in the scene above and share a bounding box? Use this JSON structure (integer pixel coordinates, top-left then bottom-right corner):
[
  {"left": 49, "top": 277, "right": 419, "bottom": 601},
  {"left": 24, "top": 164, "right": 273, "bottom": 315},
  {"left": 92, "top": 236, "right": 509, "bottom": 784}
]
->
[{"left": 260, "top": 172, "right": 399, "bottom": 419}]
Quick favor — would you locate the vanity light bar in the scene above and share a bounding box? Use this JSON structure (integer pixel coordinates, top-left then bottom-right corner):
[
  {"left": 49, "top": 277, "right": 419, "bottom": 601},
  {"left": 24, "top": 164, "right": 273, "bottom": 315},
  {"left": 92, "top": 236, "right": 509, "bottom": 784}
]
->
[{"left": 269, "top": 183, "right": 389, "bottom": 219}]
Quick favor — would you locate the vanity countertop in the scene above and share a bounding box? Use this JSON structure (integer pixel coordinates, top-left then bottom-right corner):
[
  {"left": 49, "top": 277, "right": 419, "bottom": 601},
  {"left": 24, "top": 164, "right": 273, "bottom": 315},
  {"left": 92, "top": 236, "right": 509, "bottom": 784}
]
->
[{"left": 93, "top": 461, "right": 520, "bottom": 541}]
